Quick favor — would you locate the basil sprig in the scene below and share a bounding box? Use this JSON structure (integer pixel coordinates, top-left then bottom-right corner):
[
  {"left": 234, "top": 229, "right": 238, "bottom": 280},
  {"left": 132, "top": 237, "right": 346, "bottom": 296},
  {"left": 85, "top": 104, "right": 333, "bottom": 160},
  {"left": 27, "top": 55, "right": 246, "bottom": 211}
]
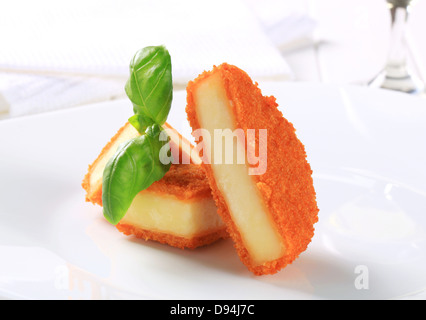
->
[
  {"left": 102, "top": 46, "right": 173, "bottom": 225},
  {"left": 102, "top": 124, "right": 171, "bottom": 225},
  {"left": 125, "top": 45, "right": 173, "bottom": 133}
]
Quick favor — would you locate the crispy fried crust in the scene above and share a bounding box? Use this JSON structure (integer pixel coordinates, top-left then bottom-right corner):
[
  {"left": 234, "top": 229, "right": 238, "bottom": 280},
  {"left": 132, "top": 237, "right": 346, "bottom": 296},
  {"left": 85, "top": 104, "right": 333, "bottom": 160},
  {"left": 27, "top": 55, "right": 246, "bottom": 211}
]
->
[
  {"left": 147, "top": 164, "right": 212, "bottom": 200},
  {"left": 186, "top": 63, "right": 319, "bottom": 275},
  {"left": 116, "top": 223, "right": 228, "bottom": 250}
]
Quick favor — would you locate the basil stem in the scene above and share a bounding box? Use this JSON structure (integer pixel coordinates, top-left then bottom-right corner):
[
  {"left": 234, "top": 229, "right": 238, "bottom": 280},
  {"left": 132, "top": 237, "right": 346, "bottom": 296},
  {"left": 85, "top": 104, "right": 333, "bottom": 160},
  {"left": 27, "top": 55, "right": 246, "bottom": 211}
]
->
[
  {"left": 125, "top": 45, "right": 173, "bottom": 133},
  {"left": 102, "top": 124, "right": 171, "bottom": 225}
]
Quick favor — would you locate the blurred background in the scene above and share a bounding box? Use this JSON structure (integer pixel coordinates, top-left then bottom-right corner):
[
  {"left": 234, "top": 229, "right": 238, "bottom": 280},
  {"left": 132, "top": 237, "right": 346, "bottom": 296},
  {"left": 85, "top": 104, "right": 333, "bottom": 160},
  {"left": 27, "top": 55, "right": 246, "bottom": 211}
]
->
[{"left": 0, "top": 0, "right": 424, "bottom": 119}]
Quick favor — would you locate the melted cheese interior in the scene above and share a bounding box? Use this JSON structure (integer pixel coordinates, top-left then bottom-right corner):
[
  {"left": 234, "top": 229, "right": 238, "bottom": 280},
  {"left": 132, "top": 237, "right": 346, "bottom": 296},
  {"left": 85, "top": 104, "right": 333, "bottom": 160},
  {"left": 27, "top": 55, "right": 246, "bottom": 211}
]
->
[{"left": 193, "top": 73, "right": 285, "bottom": 265}]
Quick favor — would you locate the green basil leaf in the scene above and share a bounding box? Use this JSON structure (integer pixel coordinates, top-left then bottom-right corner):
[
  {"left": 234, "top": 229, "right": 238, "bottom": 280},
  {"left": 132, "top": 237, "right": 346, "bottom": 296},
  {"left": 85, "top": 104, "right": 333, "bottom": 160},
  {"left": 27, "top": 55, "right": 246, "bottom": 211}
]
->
[
  {"left": 102, "top": 124, "right": 171, "bottom": 225},
  {"left": 125, "top": 45, "right": 173, "bottom": 131},
  {"left": 128, "top": 114, "right": 155, "bottom": 134}
]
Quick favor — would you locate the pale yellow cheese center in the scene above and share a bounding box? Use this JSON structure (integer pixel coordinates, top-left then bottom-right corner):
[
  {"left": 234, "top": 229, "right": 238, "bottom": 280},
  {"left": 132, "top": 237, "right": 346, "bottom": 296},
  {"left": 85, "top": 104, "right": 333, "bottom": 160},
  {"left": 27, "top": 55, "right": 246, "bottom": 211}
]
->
[
  {"left": 193, "top": 73, "right": 285, "bottom": 266},
  {"left": 122, "top": 192, "right": 223, "bottom": 238}
]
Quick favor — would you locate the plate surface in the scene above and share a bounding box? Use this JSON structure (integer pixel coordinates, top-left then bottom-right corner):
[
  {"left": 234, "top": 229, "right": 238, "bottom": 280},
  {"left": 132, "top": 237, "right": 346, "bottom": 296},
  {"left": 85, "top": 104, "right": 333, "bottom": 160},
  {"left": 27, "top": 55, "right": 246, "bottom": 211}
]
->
[{"left": 0, "top": 82, "right": 425, "bottom": 300}]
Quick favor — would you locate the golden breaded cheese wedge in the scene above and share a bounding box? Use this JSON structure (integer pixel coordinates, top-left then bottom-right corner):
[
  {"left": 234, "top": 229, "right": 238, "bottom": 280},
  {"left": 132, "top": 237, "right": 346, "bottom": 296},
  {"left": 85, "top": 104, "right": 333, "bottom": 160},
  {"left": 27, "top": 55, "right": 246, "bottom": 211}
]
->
[
  {"left": 82, "top": 122, "right": 227, "bottom": 249},
  {"left": 186, "top": 64, "right": 319, "bottom": 274}
]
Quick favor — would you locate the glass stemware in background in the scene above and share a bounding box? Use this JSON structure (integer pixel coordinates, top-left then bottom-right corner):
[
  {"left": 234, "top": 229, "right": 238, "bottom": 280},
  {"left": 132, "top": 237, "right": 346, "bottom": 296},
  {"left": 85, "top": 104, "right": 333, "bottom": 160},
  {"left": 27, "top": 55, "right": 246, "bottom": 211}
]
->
[{"left": 369, "top": 0, "right": 425, "bottom": 94}]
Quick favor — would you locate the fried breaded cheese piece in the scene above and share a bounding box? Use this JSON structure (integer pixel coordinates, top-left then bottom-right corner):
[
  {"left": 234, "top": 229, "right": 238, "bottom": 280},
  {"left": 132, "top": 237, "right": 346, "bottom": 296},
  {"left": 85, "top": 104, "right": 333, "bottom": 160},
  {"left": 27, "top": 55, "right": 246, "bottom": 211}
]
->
[
  {"left": 82, "top": 122, "right": 227, "bottom": 249},
  {"left": 186, "top": 63, "right": 319, "bottom": 274}
]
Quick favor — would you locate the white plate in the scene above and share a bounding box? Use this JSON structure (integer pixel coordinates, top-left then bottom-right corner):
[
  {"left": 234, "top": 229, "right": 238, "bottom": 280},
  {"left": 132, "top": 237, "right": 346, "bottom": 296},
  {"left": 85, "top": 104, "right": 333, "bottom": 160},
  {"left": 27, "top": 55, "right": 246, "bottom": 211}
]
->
[{"left": 0, "top": 83, "right": 426, "bottom": 300}]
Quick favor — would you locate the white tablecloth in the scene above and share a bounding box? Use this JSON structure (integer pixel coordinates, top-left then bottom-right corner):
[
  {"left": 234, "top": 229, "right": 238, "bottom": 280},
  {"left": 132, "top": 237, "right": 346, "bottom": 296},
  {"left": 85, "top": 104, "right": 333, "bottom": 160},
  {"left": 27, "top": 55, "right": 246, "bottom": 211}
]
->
[
  {"left": 0, "top": 0, "right": 425, "bottom": 119},
  {"left": 0, "top": 0, "right": 304, "bottom": 117}
]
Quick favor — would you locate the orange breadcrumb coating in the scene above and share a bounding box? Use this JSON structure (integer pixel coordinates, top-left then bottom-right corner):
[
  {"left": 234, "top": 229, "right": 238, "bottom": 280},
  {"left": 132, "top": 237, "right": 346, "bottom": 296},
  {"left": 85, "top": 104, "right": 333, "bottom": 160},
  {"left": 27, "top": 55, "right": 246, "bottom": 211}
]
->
[
  {"left": 186, "top": 63, "right": 319, "bottom": 275},
  {"left": 82, "top": 122, "right": 227, "bottom": 249},
  {"left": 147, "top": 163, "right": 212, "bottom": 201},
  {"left": 116, "top": 223, "right": 228, "bottom": 249}
]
